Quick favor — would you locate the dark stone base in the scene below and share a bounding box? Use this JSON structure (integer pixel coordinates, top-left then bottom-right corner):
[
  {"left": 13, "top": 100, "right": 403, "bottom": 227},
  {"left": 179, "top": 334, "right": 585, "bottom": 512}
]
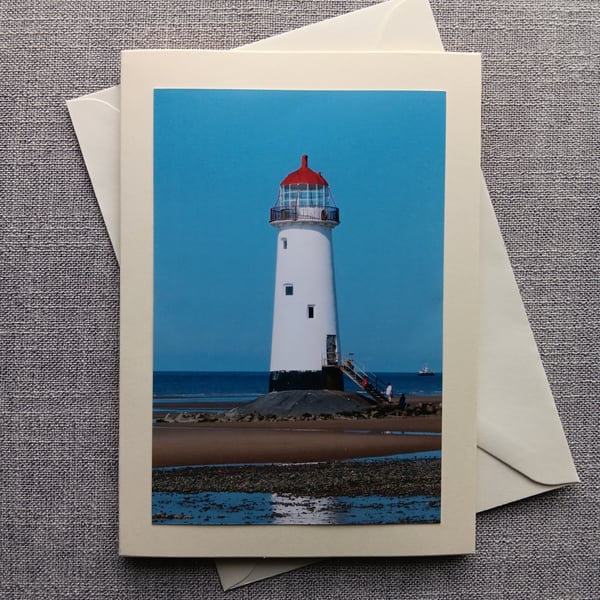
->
[{"left": 269, "top": 367, "right": 344, "bottom": 392}]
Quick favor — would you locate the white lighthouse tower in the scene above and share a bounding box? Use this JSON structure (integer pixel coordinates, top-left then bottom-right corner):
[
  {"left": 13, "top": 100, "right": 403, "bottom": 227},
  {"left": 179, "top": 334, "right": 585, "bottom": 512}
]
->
[{"left": 269, "top": 155, "right": 343, "bottom": 392}]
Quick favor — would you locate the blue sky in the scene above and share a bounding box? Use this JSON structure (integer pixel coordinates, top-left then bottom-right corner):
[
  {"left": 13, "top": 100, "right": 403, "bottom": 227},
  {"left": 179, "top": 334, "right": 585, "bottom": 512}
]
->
[{"left": 154, "top": 89, "right": 445, "bottom": 373}]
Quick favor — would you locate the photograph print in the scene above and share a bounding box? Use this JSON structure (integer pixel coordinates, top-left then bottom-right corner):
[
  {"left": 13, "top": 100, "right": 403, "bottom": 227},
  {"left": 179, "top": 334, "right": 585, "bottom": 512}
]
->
[{"left": 151, "top": 88, "right": 446, "bottom": 526}]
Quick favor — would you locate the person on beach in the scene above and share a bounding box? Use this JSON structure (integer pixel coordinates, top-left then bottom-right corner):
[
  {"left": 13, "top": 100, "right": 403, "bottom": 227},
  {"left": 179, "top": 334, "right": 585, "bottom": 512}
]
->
[
  {"left": 399, "top": 393, "right": 407, "bottom": 409},
  {"left": 385, "top": 382, "right": 393, "bottom": 403}
]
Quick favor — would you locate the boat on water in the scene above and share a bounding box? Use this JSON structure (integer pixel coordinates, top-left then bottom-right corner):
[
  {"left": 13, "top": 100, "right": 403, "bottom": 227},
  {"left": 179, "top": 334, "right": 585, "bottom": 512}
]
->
[{"left": 418, "top": 365, "right": 435, "bottom": 376}]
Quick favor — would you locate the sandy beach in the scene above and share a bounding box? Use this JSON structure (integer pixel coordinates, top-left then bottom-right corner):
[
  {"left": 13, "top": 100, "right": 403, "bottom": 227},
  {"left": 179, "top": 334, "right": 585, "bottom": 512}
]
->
[
  {"left": 152, "top": 406, "right": 442, "bottom": 523},
  {"left": 152, "top": 414, "right": 441, "bottom": 467}
]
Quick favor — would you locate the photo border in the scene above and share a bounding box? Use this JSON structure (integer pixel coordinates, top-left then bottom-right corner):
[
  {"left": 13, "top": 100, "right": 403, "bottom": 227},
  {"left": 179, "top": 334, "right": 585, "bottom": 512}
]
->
[{"left": 119, "top": 49, "right": 481, "bottom": 557}]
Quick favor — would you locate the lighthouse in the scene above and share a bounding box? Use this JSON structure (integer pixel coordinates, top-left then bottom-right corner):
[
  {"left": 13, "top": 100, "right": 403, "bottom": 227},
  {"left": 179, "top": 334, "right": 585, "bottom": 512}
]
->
[{"left": 269, "top": 155, "right": 343, "bottom": 392}]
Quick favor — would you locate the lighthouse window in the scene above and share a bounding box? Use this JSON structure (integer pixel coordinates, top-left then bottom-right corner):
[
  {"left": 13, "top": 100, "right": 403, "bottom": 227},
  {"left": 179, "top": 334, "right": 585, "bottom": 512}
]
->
[
  {"left": 284, "top": 284, "right": 294, "bottom": 296},
  {"left": 307, "top": 305, "right": 315, "bottom": 319},
  {"left": 282, "top": 238, "right": 287, "bottom": 249}
]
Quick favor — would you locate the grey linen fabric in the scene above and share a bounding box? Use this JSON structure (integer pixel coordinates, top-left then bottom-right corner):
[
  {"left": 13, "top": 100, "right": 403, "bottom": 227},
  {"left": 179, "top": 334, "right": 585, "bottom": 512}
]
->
[{"left": 1, "top": 1, "right": 598, "bottom": 598}]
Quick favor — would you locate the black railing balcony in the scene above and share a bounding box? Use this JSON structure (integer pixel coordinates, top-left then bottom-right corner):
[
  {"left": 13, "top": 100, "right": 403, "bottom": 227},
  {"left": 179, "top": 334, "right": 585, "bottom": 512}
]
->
[{"left": 269, "top": 206, "right": 340, "bottom": 224}]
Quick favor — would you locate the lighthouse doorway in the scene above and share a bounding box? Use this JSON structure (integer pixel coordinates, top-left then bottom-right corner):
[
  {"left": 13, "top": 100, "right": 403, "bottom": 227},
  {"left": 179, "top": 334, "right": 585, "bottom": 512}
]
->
[{"left": 326, "top": 335, "right": 338, "bottom": 366}]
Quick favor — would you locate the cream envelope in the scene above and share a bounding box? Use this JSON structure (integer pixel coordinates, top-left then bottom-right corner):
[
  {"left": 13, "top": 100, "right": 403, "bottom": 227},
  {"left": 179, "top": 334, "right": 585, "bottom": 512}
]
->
[{"left": 67, "top": 0, "right": 579, "bottom": 590}]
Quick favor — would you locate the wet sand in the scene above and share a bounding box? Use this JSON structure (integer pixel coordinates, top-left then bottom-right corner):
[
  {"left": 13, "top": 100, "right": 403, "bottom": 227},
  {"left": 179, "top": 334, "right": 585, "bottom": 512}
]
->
[{"left": 152, "top": 415, "right": 441, "bottom": 467}]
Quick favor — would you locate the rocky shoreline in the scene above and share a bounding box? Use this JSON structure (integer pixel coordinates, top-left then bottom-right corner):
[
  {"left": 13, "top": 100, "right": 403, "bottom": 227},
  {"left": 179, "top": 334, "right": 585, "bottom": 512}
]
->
[
  {"left": 153, "top": 457, "right": 441, "bottom": 499},
  {"left": 155, "top": 389, "right": 441, "bottom": 424},
  {"left": 156, "top": 403, "right": 441, "bottom": 424}
]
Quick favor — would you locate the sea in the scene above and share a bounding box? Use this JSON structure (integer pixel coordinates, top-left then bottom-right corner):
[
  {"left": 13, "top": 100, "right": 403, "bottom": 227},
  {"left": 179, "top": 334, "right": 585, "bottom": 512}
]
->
[
  {"left": 153, "top": 489, "right": 441, "bottom": 526},
  {"left": 152, "top": 371, "right": 442, "bottom": 526}
]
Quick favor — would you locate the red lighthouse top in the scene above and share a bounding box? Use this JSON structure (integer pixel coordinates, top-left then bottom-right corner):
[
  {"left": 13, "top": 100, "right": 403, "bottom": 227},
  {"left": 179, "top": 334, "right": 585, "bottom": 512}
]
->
[{"left": 280, "top": 155, "right": 329, "bottom": 186}]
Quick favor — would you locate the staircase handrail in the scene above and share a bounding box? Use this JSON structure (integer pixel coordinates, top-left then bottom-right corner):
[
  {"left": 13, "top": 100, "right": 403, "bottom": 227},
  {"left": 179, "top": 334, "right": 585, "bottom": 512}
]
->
[
  {"left": 339, "top": 354, "right": 386, "bottom": 395},
  {"left": 321, "top": 352, "right": 387, "bottom": 397}
]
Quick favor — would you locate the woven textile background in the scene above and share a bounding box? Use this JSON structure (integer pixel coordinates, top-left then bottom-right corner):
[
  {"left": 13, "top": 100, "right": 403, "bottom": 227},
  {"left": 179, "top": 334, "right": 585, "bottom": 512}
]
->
[{"left": 1, "top": 1, "right": 598, "bottom": 598}]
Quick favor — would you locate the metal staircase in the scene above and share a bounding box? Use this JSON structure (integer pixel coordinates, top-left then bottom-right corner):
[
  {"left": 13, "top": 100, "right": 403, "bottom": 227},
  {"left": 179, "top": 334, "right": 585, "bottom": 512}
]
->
[{"left": 337, "top": 356, "right": 389, "bottom": 404}]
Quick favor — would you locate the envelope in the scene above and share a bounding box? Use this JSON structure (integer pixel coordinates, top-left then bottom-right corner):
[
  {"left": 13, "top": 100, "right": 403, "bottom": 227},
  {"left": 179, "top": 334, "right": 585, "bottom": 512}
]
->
[{"left": 67, "top": 0, "right": 579, "bottom": 589}]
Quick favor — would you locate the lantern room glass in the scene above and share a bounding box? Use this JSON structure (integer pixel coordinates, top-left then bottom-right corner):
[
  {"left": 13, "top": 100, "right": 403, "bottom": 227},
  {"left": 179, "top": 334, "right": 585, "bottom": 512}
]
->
[
  {"left": 278, "top": 184, "right": 333, "bottom": 209},
  {"left": 270, "top": 183, "right": 340, "bottom": 225}
]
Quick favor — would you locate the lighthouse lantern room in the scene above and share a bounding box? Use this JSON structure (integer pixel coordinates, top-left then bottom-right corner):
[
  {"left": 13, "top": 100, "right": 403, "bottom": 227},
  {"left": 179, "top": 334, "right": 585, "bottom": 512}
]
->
[{"left": 269, "top": 155, "right": 343, "bottom": 392}]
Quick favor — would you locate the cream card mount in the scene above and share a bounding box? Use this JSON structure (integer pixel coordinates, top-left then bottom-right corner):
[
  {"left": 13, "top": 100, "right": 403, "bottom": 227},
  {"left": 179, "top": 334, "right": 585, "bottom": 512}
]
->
[{"left": 119, "top": 50, "right": 480, "bottom": 557}]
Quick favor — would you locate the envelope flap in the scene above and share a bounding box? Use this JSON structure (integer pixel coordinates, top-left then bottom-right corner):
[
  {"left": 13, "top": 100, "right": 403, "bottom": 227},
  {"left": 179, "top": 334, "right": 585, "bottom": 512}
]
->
[
  {"left": 477, "top": 178, "right": 579, "bottom": 485},
  {"left": 241, "top": 0, "right": 440, "bottom": 52},
  {"left": 216, "top": 558, "right": 318, "bottom": 590},
  {"left": 379, "top": 0, "right": 443, "bottom": 50},
  {"left": 67, "top": 87, "right": 121, "bottom": 259},
  {"left": 241, "top": 0, "right": 395, "bottom": 51},
  {"left": 476, "top": 447, "right": 564, "bottom": 512},
  {"left": 214, "top": 559, "right": 256, "bottom": 590}
]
